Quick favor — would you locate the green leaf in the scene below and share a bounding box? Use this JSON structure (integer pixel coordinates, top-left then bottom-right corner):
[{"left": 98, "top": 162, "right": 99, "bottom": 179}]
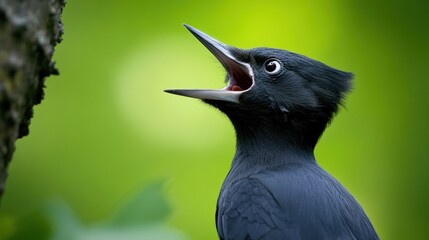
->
[
  {"left": 74, "top": 224, "right": 187, "bottom": 240},
  {"left": 45, "top": 201, "right": 81, "bottom": 240},
  {"left": 2, "top": 181, "right": 183, "bottom": 240},
  {"left": 109, "top": 180, "right": 171, "bottom": 227}
]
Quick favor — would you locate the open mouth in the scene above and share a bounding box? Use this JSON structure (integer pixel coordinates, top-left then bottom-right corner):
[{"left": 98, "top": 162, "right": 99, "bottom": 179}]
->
[
  {"left": 224, "top": 64, "right": 254, "bottom": 92},
  {"left": 164, "top": 24, "right": 254, "bottom": 104}
]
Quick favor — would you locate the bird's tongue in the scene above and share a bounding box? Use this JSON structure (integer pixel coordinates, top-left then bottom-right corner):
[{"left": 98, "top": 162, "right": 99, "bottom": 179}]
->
[
  {"left": 230, "top": 85, "right": 243, "bottom": 91},
  {"left": 225, "top": 83, "right": 243, "bottom": 91}
]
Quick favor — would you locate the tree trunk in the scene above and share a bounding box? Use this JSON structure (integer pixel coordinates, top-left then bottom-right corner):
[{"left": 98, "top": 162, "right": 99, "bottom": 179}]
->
[{"left": 0, "top": 0, "right": 65, "bottom": 200}]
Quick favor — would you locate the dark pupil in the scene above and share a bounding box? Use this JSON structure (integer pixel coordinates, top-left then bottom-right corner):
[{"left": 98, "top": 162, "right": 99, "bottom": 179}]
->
[{"left": 265, "top": 61, "right": 276, "bottom": 72}]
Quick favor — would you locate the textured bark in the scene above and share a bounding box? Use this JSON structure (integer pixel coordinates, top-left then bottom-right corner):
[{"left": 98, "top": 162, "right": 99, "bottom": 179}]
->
[{"left": 0, "top": 0, "right": 65, "bottom": 200}]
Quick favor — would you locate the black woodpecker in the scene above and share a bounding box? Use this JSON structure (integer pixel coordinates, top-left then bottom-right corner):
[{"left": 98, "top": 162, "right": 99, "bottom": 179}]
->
[{"left": 165, "top": 25, "right": 379, "bottom": 240}]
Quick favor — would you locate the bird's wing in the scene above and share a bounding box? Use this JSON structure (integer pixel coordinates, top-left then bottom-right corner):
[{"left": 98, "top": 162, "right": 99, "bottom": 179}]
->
[
  {"left": 216, "top": 177, "right": 296, "bottom": 240},
  {"left": 216, "top": 165, "right": 379, "bottom": 240}
]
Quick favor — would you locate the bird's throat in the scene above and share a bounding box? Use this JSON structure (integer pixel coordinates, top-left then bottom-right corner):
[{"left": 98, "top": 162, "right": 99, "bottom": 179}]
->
[{"left": 233, "top": 125, "right": 317, "bottom": 166}]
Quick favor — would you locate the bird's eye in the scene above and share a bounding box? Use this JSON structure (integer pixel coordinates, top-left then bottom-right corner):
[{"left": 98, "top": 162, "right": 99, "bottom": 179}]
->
[{"left": 264, "top": 59, "right": 282, "bottom": 75}]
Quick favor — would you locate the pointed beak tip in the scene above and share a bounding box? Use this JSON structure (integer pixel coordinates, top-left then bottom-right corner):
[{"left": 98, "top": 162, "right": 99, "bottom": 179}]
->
[
  {"left": 164, "top": 89, "right": 177, "bottom": 94},
  {"left": 163, "top": 89, "right": 241, "bottom": 103},
  {"left": 183, "top": 24, "right": 199, "bottom": 36},
  {"left": 183, "top": 23, "right": 195, "bottom": 30}
]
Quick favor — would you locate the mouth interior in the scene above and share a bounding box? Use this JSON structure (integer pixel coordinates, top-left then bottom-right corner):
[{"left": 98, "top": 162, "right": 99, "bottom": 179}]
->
[{"left": 224, "top": 64, "right": 253, "bottom": 92}]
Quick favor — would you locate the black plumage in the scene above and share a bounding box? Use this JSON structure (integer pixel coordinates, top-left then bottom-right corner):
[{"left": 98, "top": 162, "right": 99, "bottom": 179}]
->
[{"left": 165, "top": 25, "right": 378, "bottom": 240}]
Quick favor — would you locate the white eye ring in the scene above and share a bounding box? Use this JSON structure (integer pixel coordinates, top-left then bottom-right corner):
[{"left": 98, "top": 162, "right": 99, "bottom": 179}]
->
[{"left": 264, "top": 59, "right": 282, "bottom": 75}]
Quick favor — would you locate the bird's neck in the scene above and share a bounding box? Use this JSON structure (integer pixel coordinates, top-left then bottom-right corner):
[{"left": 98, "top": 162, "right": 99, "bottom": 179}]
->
[
  {"left": 216, "top": 102, "right": 329, "bottom": 170},
  {"left": 232, "top": 124, "right": 317, "bottom": 169}
]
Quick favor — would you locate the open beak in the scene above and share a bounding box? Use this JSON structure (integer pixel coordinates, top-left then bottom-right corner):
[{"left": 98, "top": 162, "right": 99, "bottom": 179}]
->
[{"left": 164, "top": 24, "right": 254, "bottom": 103}]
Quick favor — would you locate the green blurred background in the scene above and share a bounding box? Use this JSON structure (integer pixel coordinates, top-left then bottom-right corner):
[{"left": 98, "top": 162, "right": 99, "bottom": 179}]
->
[{"left": 1, "top": 0, "right": 429, "bottom": 239}]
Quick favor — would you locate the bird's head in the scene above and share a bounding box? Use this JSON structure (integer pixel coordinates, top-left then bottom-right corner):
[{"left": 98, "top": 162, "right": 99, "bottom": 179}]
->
[{"left": 166, "top": 25, "right": 352, "bottom": 148}]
